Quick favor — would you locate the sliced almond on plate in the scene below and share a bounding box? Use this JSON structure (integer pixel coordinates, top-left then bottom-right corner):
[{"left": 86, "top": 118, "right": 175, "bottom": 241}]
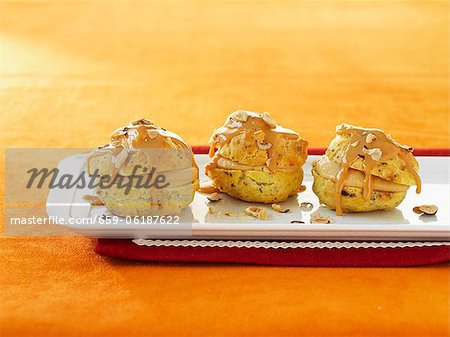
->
[
  {"left": 300, "top": 202, "right": 313, "bottom": 211},
  {"left": 413, "top": 205, "right": 438, "bottom": 215},
  {"left": 245, "top": 206, "right": 268, "bottom": 220},
  {"left": 207, "top": 192, "right": 221, "bottom": 202},
  {"left": 310, "top": 213, "right": 334, "bottom": 224},
  {"left": 271, "top": 203, "right": 290, "bottom": 213}
]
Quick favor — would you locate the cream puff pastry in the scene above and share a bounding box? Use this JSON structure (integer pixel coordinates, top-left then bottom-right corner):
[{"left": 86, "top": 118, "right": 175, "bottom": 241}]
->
[
  {"left": 87, "top": 119, "right": 199, "bottom": 216},
  {"left": 312, "top": 124, "right": 421, "bottom": 215},
  {"left": 206, "top": 111, "right": 308, "bottom": 203}
]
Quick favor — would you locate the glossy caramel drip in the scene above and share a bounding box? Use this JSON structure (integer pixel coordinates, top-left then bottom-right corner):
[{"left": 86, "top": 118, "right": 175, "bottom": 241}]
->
[
  {"left": 207, "top": 111, "right": 300, "bottom": 173},
  {"left": 333, "top": 124, "right": 421, "bottom": 215}
]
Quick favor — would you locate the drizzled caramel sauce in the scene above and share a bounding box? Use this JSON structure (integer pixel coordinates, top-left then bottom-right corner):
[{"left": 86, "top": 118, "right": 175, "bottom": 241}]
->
[
  {"left": 206, "top": 111, "right": 305, "bottom": 174},
  {"left": 87, "top": 119, "right": 199, "bottom": 204},
  {"left": 333, "top": 124, "right": 421, "bottom": 215}
]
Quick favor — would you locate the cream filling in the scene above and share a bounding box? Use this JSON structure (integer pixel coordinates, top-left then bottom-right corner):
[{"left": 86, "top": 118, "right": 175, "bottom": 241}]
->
[
  {"left": 314, "top": 156, "right": 409, "bottom": 192},
  {"left": 216, "top": 156, "right": 298, "bottom": 173}
]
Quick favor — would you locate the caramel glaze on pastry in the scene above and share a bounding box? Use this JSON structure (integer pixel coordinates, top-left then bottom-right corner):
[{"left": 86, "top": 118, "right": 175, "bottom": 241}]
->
[
  {"left": 88, "top": 118, "right": 198, "bottom": 178},
  {"left": 207, "top": 111, "right": 303, "bottom": 173},
  {"left": 312, "top": 124, "right": 421, "bottom": 215},
  {"left": 87, "top": 118, "right": 199, "bottom": 216},
  {"left": 205, "top": 111, "right": 308, "bottom": 203}
]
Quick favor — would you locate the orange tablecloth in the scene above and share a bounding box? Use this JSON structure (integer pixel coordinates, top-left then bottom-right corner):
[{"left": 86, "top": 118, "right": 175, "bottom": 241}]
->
[{"left": 0, "top": 1, "right": 449, "bottom": 336}]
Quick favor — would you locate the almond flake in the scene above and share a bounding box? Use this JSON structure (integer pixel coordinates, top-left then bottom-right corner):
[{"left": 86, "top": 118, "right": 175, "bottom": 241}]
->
[
  {"left": 271, "top": 203, "right": 289, "bottom": 213},
  {"left": 228, "top": 121, "right": 242, "bottom": 129},
  {"left": 245, "top": 206, "right": 268, "bottom": 220},
  {"left": 147, "top": 130, "right": 159, "bottom": 139},
  {"left": 310, "top": 213, "right": 334, "bottom": 224},
  {"left": 300, "top": 202, "right": 314, "bottom": 211},
  {"left": 362, "top": 147, "right": 382, "bottom": 161},
  {"left": 366, "top": 133, "right": 377, "bottom": 143},
  {"left": 351, "top": 141, "right": 359, "bottom": 147},
  {"left": 217, "top": 134, "right": 227, "bottom": 142},
  {"left": 271, "top": 203, "right": 281, "bottom": 212},
  {"left": 207, "top": 193, "right": 221, "bottom": 202},
  {"left": 233, "top": 132, "right": 246, "bottom": 144},
  {"left": 208, "top": 206, "right": 217, "bottom": 214},
  {"left": 230, "top": 111, "right": 248, "bottom": 122},
  {"left": 413, "top": 205, "right": 438, "bottom": 215}
]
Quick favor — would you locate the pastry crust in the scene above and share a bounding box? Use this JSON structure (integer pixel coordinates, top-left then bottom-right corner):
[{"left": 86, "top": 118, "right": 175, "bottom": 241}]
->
[
  {"left": 312, "top": 166, "right": 407, "bottom": 212},
  {"left": 206, "top": 111, "right": 307, "bottom": 203},
  {"left": 312, "top": 124, "right": 420, "bottom": 214},
  {"left": 87, "top": 119, "right": 199, "bottom": 216},
  {"left": 207, "top": 168, "right": 303, "bottom": 203},
  {"left": 88, "top": 146, "right": 194, "bottom": 177},
  {"left": 326, "top": 133, "right": 418, "bottom": 186},
  {"left": 96, "top": 181, "right": 195, "bottom": 216},
  {"left": 216, "top": 125, "right": 307, "bottom": 171}
]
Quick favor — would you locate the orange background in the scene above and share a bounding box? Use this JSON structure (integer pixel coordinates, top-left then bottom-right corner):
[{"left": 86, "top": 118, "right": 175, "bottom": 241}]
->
[{"left": 0, "top": 1, "right": 449, "bottom": 336}]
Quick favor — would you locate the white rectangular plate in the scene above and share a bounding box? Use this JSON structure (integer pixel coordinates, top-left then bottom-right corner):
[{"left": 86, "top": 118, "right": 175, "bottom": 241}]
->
[{"left": 46, "top": 154, "right": 450, "bottom": 241}]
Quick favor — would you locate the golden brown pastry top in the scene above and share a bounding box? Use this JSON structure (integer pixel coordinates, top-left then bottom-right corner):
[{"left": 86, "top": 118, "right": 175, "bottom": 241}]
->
[
  {"left": 207, "top": 111, "right": 308, "bottom": 173},
  {"left": 326, "top": 124, "right": 421, "bottom": 215},
  {"left": 108, "top": 118, "right": 189, "bottom": 150},
  {"left": 87, "top": 119, "right": 199, "bottom": 183}
]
